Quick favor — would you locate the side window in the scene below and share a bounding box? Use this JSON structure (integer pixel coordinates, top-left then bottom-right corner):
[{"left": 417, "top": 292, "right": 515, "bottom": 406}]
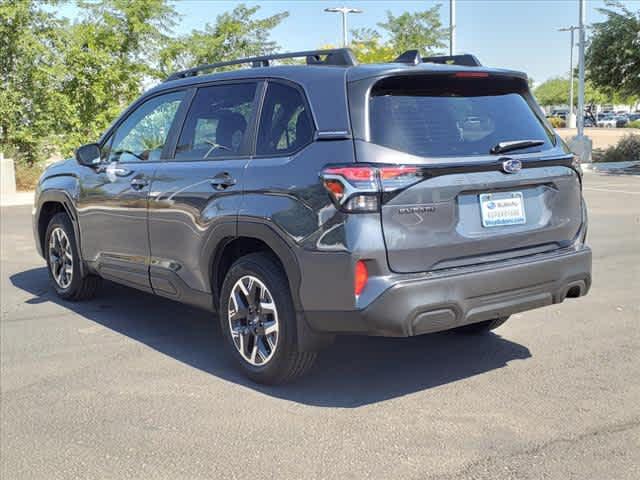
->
[
  {"left": 256, "top": 82, "right": 313, "bottom": 156},
  {"left": 109, "top": 91, "right": 185, "bottom": 163},
  {"left": 175, "top": 83, "right": 257, "bottom": 160}
]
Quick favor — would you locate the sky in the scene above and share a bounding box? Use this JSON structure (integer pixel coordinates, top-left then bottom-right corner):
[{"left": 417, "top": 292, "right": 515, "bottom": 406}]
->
[{"left": 52, "top": 0, "right": 629, "bottom": 84}]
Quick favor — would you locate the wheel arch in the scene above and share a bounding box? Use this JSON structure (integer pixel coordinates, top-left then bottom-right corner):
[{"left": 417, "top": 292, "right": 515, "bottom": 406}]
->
[
  {"left": 207, "top": 222, "right": 302, "bottom": 312},
  {"left": 35, "top": 189, "right": 86, "bottom": 277}
]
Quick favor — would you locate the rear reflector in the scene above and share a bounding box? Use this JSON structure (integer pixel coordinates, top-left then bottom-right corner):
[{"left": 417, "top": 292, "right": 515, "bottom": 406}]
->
[{"left": 354, "top": 260, "right": 368, "bottom": 296}]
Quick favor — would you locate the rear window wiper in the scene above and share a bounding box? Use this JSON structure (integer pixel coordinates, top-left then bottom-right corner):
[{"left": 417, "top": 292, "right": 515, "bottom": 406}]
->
[{"left": 490, "top": 140, "right": 545, "bottom": 155}]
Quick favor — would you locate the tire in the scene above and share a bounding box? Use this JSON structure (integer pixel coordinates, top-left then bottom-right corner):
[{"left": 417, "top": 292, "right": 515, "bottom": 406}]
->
[
  {"left": 45, "top": 212, "right": 100, "bottom": 301},
  {"left": 219, "top": 253, "right": 316, "bottom": 384},
  {"left": 452, "top": 317, "right": 509, "bottom": 335}
]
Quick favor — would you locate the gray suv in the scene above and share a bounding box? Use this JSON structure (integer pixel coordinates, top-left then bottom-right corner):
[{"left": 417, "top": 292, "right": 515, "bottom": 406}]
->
[{"left": 33, "top": 49, "right": 592, "bottom": 384}]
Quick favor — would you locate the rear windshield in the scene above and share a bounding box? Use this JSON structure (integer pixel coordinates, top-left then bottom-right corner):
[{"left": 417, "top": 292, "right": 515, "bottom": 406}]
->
[{"left": 369, "top": 75, "right": 554, "bottom": 158}]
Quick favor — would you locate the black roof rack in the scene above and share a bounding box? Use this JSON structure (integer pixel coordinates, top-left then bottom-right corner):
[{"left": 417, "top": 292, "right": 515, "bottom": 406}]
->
[
  {"left": 423, "top": 54, "right": 482, "bottom": 67},
  {"left": 165, "top": 48, "right": 357, "bottom": 82},
  {"left": 393, "top": 49, "right": 422, "bottom": 65}
]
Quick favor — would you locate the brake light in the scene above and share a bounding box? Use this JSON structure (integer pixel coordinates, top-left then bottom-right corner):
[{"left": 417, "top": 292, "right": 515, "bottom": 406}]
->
[
  {"left": 321, "top": 165, "right": 378, "bottom": 212},
  {"left": 320, "top": 164, "right": 425, "bottom": 212},
  {"left": 379, "top": 166, "right": 419, "bottom": 180},
  {"left": 453, "top": 72, "right": 489, "bottom": 78},
  {"left": 354, "top": 260, "right": 368, "bottom": 296},
  {"left": 324, "top": 166, "right": 376, "bottom": 182}
]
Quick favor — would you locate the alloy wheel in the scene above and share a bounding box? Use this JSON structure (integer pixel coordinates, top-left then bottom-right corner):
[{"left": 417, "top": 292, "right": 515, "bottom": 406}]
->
[
  {"left": 227, "top": 275, "right": 279, "bottom": 366},
  {"left": 48, "top": 227, "right": 73, "bottom": 289}
]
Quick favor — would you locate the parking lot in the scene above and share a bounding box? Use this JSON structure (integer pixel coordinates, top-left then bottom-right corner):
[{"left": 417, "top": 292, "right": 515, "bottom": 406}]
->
[{"left": 1, "top": 172, "right": 638, "bottom": 479}]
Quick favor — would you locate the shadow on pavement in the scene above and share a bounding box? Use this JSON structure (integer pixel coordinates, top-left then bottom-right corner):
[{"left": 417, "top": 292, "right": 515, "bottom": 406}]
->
[{"left": 11, "top": 267, "right": 531, "bottom": 407}]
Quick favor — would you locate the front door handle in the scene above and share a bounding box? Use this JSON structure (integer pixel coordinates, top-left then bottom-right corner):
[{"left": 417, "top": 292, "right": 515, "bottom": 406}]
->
[
  {"left": 130, "top": 177, "right": 149, "bottom": 190},
  {"left": 209, "top": 173, "right": 237, "bottom": 190}
]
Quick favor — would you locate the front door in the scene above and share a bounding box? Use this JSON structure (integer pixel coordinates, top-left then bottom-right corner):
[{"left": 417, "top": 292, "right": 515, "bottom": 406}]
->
[
  {"left": 147, "top": 81, "right": 260, "bottom": 299},
  {"left": 77, "top": 90, "right": 186, "bottom": 291}
]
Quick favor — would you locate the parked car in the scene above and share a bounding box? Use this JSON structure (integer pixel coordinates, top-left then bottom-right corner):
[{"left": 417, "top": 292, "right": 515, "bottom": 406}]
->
[
  {"left": 33, "top": 49, "right": 592, "bottom": 384},
  {"left": 550, "top": 109, "right": 568, "bottom": 120},
  {"left": 597, "top": 114, "right": 617, "bottom": 128},
  {"left": 615, "top": 115, "right": 629, "bottom": 128}
]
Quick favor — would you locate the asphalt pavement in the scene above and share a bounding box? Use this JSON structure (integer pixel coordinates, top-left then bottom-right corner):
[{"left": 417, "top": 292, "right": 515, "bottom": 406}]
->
[{"left": 1, "top": 172, "right": 639, "bottom": 479}]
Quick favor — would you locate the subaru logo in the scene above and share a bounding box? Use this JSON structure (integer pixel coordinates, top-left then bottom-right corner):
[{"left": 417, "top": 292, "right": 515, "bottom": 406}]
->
[{"left": 502, "top": 159, "right": 522, "bottom": 174}]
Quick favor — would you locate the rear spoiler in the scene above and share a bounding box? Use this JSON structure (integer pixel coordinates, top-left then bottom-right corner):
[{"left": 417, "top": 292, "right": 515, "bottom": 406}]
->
[{"left": 393, "top": 50, "right": 482, "bottom": 67}]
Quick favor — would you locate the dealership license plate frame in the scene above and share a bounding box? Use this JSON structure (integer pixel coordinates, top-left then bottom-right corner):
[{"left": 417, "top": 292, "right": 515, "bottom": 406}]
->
[{"left": 479, "top": 191, "right": 526, "bottom": 228}]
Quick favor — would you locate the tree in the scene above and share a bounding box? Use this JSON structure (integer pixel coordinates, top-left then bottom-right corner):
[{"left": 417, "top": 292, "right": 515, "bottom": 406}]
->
[
  {"left": 377, "top": 7, "right": 448, "bottom": 56},
  {"left": 348, "top": 7, "right": 447, "bottom": 64},
  {"left": 349, "top": 28, "right": 395, "bottom": 64},
  {"left": 586, "top": 1, "right": 640, "bottom": 99},
  {"left": 56, "top": 0, "right": 178, "bottom": 154},
  {"left": 533, "top": 77, "right": 614, "bottom": 107},
  {"left": 0, "top": 1, "right": 68, "bottom": 162},
  {"left": 159, "top": 4, "right": 288, "bottom": 77}
]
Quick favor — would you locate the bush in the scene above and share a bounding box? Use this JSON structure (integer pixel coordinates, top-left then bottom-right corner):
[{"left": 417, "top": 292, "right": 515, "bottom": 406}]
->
[
  {"left": 626, "top": 120, "right": 640, "bottom": 129},
  {"left": 596, "top": 133, "right": 640, "bottom": 163},
  {"left": 548, "top": 116, "right": 566, "bottom": 128},
  {"left": 14, "top": 161, "right": 45, "bottom": 191}
]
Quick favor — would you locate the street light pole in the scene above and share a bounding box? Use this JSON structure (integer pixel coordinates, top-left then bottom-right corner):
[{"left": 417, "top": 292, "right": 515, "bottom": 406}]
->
[
  {"left": 577, "top": 0, "right": 586, "bottom": 138},
  {"left": 324, "top": 6, "right": 363, "bottom": 47},
  {"left": 567, "top": 0, "right": 591, "bottom": 163},
  {"left": 449, "top": 0, "right": 456, "bottom": 56},
  {"left": 559, "top": 25, "right": 579, "bottom": 128}
]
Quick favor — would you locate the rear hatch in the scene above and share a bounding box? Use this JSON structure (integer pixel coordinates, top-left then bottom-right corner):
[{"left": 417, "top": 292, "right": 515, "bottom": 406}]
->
[{"left": 352, "top": 72, "right": 583, "bottom": 273}]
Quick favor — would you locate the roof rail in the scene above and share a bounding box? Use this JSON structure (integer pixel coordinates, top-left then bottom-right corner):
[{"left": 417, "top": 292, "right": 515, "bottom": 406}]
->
[
  {"left": 423, "top": 54, "right": 482, "bottom": 67},
  {"left": 165, "top": 48, "right": 357, "bottom": 82}
]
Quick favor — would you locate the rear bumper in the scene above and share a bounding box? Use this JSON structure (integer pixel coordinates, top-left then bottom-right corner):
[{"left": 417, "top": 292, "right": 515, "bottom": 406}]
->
[{"left": 305, "top": 246, "right": 592, "bottom": 337}]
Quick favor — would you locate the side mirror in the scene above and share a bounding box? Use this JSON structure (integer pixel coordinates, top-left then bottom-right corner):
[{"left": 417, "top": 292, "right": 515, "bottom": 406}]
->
[{"left": 75, "top": 143, "right": 101, "bottom": 167}]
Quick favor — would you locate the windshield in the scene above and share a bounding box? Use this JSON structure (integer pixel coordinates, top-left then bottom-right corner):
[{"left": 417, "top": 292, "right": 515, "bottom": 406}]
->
[{"left": 368, "top": 75, "right": 555, "bottom": 158}]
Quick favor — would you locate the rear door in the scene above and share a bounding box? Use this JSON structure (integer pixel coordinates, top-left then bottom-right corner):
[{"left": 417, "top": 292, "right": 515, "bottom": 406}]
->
[
  {"left": 354, "top": 73, "right": 582, "bottom": 273},
  {"left": 147, "top": 81, "right": 260, "bottom": 297}
]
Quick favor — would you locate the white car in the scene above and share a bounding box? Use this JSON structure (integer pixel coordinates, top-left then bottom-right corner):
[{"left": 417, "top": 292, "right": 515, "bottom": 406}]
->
[{"left": 597, "top": 116, "right": 617, "bottom": 128}]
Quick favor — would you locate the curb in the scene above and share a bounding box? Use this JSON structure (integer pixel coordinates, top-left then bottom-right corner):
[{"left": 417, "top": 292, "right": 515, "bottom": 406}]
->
[
  {"left": 0, "top": 192, "right": 35, "bottom": 207},
  {"left": 582, "top": 161, "right": 640, "bottom": 175}
]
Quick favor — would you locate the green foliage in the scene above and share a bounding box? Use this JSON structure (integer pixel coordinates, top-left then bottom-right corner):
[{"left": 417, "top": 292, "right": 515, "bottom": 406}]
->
[
  {"left": 0, "top": 1, "right": 286, "bottom": 166},
  {"left": 349, "top": 6, "right": 447, "bottom": 63},
  {"left": 548, "top": 117, "right": 566, "bottom": 129},
  {"left": 597, "top": 133, "right": 640, "bottom": 163},
  {"left": 533, "top": 77, "right": 616, "bottom": 107},
  {"left": 378, "top": 7, "right": 447, "bottom": 55},
  {"left": 159, "top": 4, "right": 288, "bottom": 76},
  {"left": 56, "top": 0, "right": 178, "bottom": 155},
  {"left": 626, "top": 120, "right": 640, "bottom": 129},
  {"left": 586, "top": 1, "right": 640, "bottom": 100},
  {"left": 0, "top": 0, "right": 68, "bottom": 163},
  {"left": 349, "top": 28, "right": 395, "bottom": 64}
]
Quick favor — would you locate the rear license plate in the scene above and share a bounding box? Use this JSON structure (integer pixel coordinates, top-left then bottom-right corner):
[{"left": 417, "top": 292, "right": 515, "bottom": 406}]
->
[{"left": 479, "top": 191, "right": 526, "bottom": 227}]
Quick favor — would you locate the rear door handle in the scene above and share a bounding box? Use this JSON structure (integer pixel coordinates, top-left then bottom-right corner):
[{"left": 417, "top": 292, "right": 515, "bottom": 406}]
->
[
  {"left": 130, "top": 177, "right": 149, "bottom": 190},
  {"left": 209, "top": 173, "right": 236, "bottom": 190}
]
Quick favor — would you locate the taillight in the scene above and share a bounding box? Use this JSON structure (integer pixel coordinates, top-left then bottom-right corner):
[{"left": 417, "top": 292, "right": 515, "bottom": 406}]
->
[
  {"left": 354, "top": 260, "right": 368, "bottom": 296},
  {"left": 452, "top": 71, "right": 489, "bottom": 78},
  {"left": 320, "top": 165, "right": 425, "bottom": 212}
]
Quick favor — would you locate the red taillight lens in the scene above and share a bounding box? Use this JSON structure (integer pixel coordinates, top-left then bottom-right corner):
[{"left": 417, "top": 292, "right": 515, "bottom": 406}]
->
[
  {"left": 379, "top": 166, "right": 419, "bottom": 180},
  {"left": 324, "top": 166, "right": 376, "bottom": 182},
  {"left": 354, "top": 260, "right": 368, "bottom": 296},
  {"left": 320, "top": 164, "right": 425, "bottom": 212},
  {"left": 321, "top": 165, "right": 378, "bottom": 212},
  {"left": 323, "top": 179, "right": 345, "bottom": 199}
]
